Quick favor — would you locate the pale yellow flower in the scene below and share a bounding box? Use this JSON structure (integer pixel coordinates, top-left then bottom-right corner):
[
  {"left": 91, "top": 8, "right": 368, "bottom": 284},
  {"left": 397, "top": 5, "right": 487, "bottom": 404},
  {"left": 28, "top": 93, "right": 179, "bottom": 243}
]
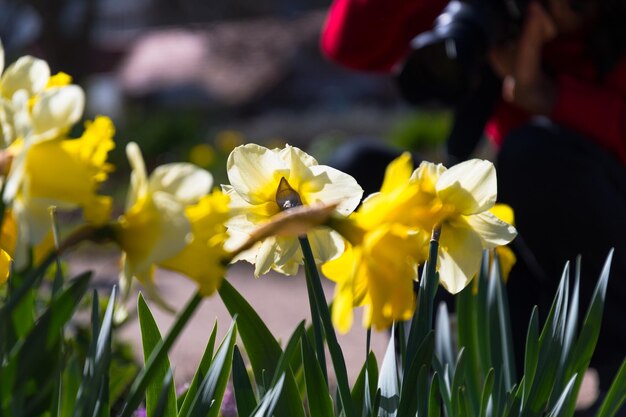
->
[
  {"left": 116, "top": 143, "right": 230, "bottom": 302},
  {"left": 223, "top": 143, "right": 362, "bottom": 276},
  {"left": 409, "top": 159, "right": 517, "bottom": 294},
  {"left": 489, "top": 204, "right": 517, "bottom": 281}
]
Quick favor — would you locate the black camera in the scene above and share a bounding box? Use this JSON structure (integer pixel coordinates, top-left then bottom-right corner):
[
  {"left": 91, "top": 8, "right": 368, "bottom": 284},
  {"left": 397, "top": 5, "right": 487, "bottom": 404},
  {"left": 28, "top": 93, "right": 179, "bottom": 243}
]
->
[{"left": 396, "top": 0, "right": 529, "bottom": 105}]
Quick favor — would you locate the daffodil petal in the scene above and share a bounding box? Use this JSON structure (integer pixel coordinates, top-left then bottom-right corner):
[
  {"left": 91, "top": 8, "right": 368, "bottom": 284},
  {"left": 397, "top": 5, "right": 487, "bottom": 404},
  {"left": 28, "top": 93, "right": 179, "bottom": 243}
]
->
[
  {"left": 254, "top": 236, "right": 278, "bottom": 277},
  {"left": 0, "top": 248, "right": 11, "bottom": 284},
  {"left": 307, "top": 228, "right": 345, "bottom": 264},
  {"left": 490, "top": 203, "right": 515, "bottom": 225},
  {"left": 302, "top": 165, "right": 363, "bottom": 216},
  {"left": 436, "top": 159, "right": 497, "bottom": 215},
  {"left": 227, "top": 144, "right": 288, "bottom": 204},
  {"left": 464, "top": 211, "right": 517, "bottom": 249},
  {"left": 125, "top": 142, "right": 148, "bottom": 208},
  {"left": 438, "top": 222, "right": 483, "bottom": 294},
  {"left": 32, "top": 85, "right": 84, "bottom": 139},
  {"left": 410, "top": 161, "right": 446, "bottom": 193},
  {"left": 149, "top": 162, "right": 213, "bottom": 205},
  {"left": 0, "top": 41, "right": 4, "bottom": 77},
  {"left": 1, "top": 56, "right": 50, "bottom": 98},
  {"left": 380, "top": 152, "right": 413, "bottom": 194}
]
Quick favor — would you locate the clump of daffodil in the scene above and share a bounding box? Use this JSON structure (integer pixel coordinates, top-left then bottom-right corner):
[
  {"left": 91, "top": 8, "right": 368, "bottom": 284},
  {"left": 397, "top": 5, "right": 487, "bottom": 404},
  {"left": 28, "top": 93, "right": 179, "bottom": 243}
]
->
[
  {"left": 408, "top": 159, "right": 517, "bottom": 294},
  {"left": 114, "top": 143, "right": 230, "bottom": 306},
  {"left": 322, "top": 153, "right": 430, "bottom": 332},
  {"left": 5, "top": 116, "right": 115, "bottom": 267},
  {"left": 222, "top": 143, "right": 362, "bottom": 277},
  {"left": 323, "top": 153, "right": 517, "bottom": 332}
]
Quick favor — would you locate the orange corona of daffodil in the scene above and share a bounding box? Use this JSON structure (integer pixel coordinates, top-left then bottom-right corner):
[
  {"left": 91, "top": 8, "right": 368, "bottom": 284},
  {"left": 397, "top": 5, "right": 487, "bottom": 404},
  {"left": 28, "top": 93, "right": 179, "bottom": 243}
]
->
[{"left": 223, "top": 143, "right": 362, "bottom": 277}]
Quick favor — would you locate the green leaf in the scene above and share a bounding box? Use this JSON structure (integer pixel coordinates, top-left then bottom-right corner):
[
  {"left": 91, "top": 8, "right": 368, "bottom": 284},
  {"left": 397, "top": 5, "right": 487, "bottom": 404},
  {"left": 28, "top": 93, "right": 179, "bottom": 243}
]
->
[
  {"left": 187, "top": 321, "right": 237, "bottom": 417},
  {"left": 74, "top": 286, "right": 117, "bottom": 417},
  {"left": 232, "top": 346, "right": 258, "bottom": 417},
  {"left": 435, "top": 302, "right": 455, "bottom": 373},
  {"left": 120, "top": 291, "right": 203, "bottom": 417},
  {"left": 154, "top": 370, "right": 175, "bottom": 417},
  {"left": 12, "top": 272, "right": 91, "bottom": 388},
  {"left": 397, "top": 332, "right": 434, "bottom": 417},
  {"left": 271, "top": 321, "right": 305, "bottom": 387},
  {"left": 428, "top": 374, "right": 441, "bottom": 417},
  {"left": 595, "top": 356, "right": 626, "bottom": 417},
  {"left": 479, "top": 369, "right": 495, "bottom": 417},
  {"left": 301, "top": 333, "right": 334, "bottom": 417},
  {"left": 218, "top": 279, "right": 305, "bottom": 417},
  {"left": 58, "top": 357, "right": 82, "bottom": 417},
  {"left": 351, "top": 351, "right": 378, "bottom": 417},
  {"left": 253, "top": 374, "right": 287, "bottom": 417},
  {"left": 178, "top": 321, "right": 218, "bottom": 416},
  {"left": 522, "top": 307, "right": 539, "bottom": 408},
  {"left": 451, "top": 348, "right": 468, "bottom": 417},
  {"left": 137, "top": 294, "right": 177, "bottom": 417},
  {"left": 378, "top": 324, "right": 399, "bottom": 417},
  {"left": 545, "top": 375, "right": 577, "bottom": 417}
]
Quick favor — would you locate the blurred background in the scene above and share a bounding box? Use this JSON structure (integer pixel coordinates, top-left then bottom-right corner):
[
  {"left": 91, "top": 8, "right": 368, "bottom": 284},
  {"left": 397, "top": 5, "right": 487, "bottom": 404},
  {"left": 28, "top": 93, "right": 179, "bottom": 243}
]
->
[{"left": 0, "top": 0, "right": 453, "bottom": 190}]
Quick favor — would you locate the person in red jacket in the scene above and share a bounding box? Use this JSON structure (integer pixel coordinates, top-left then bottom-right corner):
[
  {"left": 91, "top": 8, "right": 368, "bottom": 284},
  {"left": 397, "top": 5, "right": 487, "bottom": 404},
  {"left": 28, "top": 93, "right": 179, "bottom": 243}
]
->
[{"left": 322, "top": 0, "right": 626, "bottom": 411}]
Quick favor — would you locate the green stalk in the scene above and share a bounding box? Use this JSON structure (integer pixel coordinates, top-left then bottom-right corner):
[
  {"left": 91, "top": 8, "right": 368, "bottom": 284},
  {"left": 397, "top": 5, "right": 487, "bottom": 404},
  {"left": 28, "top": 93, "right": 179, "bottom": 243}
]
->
[
  {"left": 120, "top": 290, "right": 203, "bottom": 417},
  {"left": 304, "top": 267, "right": 329, "bottom": 385},
  {"left": 299, "top": 236, "right": 356, "bottom": 417}
]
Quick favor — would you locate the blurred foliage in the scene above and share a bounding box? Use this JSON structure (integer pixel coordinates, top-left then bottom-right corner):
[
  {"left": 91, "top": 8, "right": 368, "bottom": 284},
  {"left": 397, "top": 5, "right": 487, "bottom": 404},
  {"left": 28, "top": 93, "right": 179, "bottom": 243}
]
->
[{"left": 386, "top": 110, "right": 452, "bottom": 152}]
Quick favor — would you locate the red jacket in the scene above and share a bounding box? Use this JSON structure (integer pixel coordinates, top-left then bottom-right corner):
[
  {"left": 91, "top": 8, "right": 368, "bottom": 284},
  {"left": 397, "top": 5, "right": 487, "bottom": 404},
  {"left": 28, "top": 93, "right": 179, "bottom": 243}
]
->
[{"left": 321, "top": 0, "right": 626, "bottom": 165}]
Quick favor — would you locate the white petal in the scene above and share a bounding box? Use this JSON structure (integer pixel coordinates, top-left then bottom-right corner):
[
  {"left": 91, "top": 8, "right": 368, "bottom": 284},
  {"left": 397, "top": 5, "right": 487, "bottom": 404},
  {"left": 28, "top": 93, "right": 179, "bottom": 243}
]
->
[
  {"left": 437, "top": 222, "right": 483, "bottom": 294},
  {"left": 254, "top": 237, "right": 278, "bottom": 277},
  {"left": 131, "top": 192, "right": 191, "bottom": 274},
  {"left": 227, "top": 144, "right": 288, "bottom": 204},
  {"left": 307, "top": 228, "right": 345, "bottom": 264},
  {"left": 125, "top": 142, "right": 148, "bottom": 209},
  {"left": 464, "top": 211, "right": 517, "bottom": 249},
  {"left": 0, "top": 40, "right": 4, "bottom": 75},
  {"left": 303, "top": 165, "right": 363, "bottom": 216},
  {"left": 280, "top": 144, "right": 318, "bottom": 168},
  {"left": 436, "top": 159, "right": 497, "bottom": 215},
  {"left": 410, "top": 161, "right": 446, "bottom": 192},
  {"left": 32, "top": 85, "right": 84, "bottom": 139},
  {"left": 149, "top": 162, "right": 212, "bottom": 205},
  {"left": 1, "top": 56, "right": 50, "bottom": 98}
]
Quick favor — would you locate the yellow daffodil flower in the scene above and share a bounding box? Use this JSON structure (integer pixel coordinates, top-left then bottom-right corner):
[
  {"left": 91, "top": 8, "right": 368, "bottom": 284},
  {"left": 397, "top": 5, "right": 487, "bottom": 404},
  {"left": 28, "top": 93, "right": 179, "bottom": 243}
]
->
[
  {"left": 222, "top": 143, "right": 362, "bottom": 277},
  {"left": 409, "top": 159, "right": 517, "bottom": 294},
  {"left": 490, "top": 203, "right": 517, "bottom": 281},
  {"left": 322, "top": 153, "right": 429, "bottom": 332},
  {"left": 116, "top": 143, "right": 230, "bottom": 305}
]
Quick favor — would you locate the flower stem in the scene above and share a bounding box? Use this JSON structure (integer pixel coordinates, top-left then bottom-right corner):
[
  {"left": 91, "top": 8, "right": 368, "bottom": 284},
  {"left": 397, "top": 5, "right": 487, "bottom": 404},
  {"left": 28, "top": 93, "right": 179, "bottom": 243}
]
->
[
  {"left": 299, "top": 236, "right": 356, "bottom": 417},
  {"left": 120, "top": 290, "right": 203, "bottom": 417},
  {"left": 303, "top": 264, "right": 328, "bottom": 385}
]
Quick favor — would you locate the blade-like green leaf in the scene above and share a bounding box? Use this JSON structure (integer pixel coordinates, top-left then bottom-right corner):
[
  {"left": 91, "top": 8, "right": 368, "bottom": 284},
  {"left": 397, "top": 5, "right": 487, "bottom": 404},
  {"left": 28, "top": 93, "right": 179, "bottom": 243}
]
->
[
  {"left": 271, "top": 321, "right": 305, "bottom": 387},
  {"left": 301, "top": 333, "right": 334, "bottom": 417},
  {"left": 253, "top": 374, "right": 286, "bottom": 417},
  {"left": 351, "top": 351, "right": 378, "bottom": 417},
  {"left": 154, "top": 370, "right": 175, "bottom": 417},
  {"left": 137, "top": 294, "right": 177, "bottom": 417},
  {"left": 187, "top": 320, "right": 237, "bottom": 417},
  {"left": 58, "top": 357, "right": 82, "bottom": 417},
  {"left": 219, "top": 279, "right": 305, "bottom": 417},
  {"left": 397, "top": 332, "right": 434, "bottom": 417},
  {"left": 522, "top": 307, "right": 539, "bottom": 408},
  {"left": 435, "top": 302, "right": 455, "bottom": 376},
  {"left": 232, "top": 346, "right": 258, "bottom": 417},
  {"left": 595, "top": 356, "right": 626, "bottom": 417},
  {"left": 120, "top": 291, "right": 203, "bottom": 417},
  {"left": 479, "top": 369, "right": 495, "bottom": 417},
  {"left": 378, "top": 325, "right": 399, "bottom": 417},
  {"left": 428, "top": 374, "right": 441, "bottom": 417},
  {"left": 178, "top": 321, "right": 218, "bottom": 416}
]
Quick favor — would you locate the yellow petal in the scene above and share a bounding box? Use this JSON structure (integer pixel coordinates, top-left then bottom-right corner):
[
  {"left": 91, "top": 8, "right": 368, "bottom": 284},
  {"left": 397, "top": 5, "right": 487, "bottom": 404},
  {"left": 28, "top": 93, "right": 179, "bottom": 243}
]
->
[
  {"left": 436, "top": 159, "right": 497, "bottom": 215},
  {"left": 410, "top": 160, "right": 446, "bottom": 193},
  {"left": 0, "top": 248, "right": 11, "bottom": 284},
  {"left": 1, "top": 56, "right": 50, "bottom": 98},
  {"left": 438, "top": 221, "right": 483, "bottom": 294},
  {"left": 126, "top": 142, "right": 148, "bottom": 208},
  {"left": 380, "top": 152, "right": 413, "bottom": 195},
  {"left": 464, "top": 211, "right": 517, "bottom": 249},
  {"left": 490, "top": 203, "right": 515, "bottom": 226}
]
